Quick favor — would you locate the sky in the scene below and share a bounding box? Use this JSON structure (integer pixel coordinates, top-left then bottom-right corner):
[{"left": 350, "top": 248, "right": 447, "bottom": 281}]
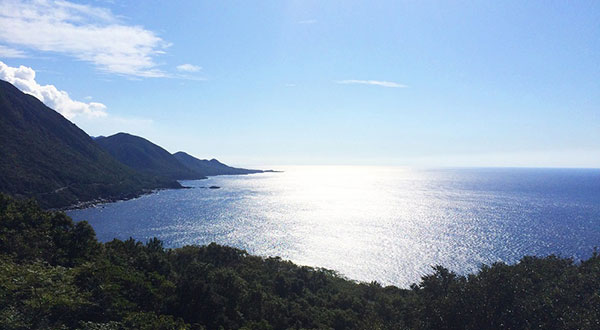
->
[{"left": 0, "top": 0, "right": 598, "bottom": 168}]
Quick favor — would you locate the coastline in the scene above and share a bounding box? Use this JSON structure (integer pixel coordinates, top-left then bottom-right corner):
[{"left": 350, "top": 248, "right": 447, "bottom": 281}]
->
[
  {"left": 62, "top": 170, "right": 280, "bottom": 211},
  {"left": 58, "top": 186, "right": 188, "bottom": 211}
]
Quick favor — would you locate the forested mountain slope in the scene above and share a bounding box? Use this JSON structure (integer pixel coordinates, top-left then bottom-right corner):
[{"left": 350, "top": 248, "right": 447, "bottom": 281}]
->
[
  {"left": 0, "top": 80, "right": 180, "bottom": 209},
  {"left": 96, "top": 133, "right": 206, "bottom": 181}
]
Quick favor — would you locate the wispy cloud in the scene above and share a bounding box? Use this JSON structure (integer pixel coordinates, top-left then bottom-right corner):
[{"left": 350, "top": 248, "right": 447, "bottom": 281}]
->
[
  {"left": 335, "top": 79, "right": 407, "bottom": 88},
  {"left": 0, "top": 60, "right": 107, "bottom": 119},
  {"left": 176, "top": 64, "right": 202, "bottom": 72},
  {"left": 0, "top": 45, "right": 26, "bottom": 58},
  {"left": 298, "top": 19, "right": 317, "bottom": 24},
  {"left": 0, "top": 0, "right": 169, "bottom": 77}
]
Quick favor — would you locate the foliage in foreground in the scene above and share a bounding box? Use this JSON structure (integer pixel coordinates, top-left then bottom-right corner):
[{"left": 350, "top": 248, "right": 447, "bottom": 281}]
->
[{"left": 0, "top": 194, "right": 599, "bottom": 329}]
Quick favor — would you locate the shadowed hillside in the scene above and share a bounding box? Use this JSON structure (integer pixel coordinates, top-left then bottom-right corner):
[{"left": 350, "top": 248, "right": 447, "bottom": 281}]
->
[
  {"left": 174, "top": 151, "right": 263, "bottom": 176},
  {"left": 96, "top": 133, "right": 207, "bottom": 181},
  {"left": 0, "top": 80, "right": 180, "bottom": 209}
]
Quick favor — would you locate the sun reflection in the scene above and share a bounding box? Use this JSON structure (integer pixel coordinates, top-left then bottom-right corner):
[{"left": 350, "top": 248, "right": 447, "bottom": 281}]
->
[{"left": 68, "top": 167, "right": 600, "bottom": 287}]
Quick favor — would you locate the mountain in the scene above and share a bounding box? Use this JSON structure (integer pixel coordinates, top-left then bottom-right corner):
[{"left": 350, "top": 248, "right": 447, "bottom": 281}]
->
[
  {"left": 173, "top": 151, "right": 263, "bottom": 176},
  {"left": 95, "top": 133, "right": 206, "bottom": 180},
  {"left": 0, "top": 80, "right": 180, "bottom": 209}
]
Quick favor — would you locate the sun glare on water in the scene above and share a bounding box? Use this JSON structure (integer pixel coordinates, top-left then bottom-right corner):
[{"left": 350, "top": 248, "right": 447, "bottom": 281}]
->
[{"left": 68, "top": 166, "right": 600, "bottom": 287}]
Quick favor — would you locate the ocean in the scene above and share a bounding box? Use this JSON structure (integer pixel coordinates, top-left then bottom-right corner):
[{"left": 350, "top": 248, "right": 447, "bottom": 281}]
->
[{"left": 67, "top": 166, "right": 600, "bottom": 287}]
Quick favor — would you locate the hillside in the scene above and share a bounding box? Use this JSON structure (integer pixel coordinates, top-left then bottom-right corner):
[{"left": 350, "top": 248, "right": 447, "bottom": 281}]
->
[
  {"left": 173, "top": 151, "right": 263, "bottom": 176},
  {"left": 0, "top": 80, "right": 180, "bottom": 209},
  {"left": 95, "top": 133, "right": 206, "bottom": 181}
]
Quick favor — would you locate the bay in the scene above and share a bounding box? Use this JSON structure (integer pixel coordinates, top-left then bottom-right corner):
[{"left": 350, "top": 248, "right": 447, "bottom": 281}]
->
[{"left": 67, "top": 166, "right": 600, "bottom": 287}]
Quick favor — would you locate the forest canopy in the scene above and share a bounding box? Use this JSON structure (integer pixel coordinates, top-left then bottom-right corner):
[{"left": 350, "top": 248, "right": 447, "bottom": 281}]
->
[{"left": 0, "top": 193, "right": 598, "bottom": 329}]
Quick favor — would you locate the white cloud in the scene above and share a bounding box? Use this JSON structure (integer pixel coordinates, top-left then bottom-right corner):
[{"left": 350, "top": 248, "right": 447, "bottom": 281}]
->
[
  {"left": 298, "top": 19, "right": 317, "bottom": 24},
  {"left": 0, "top": 45, "right": 26, "bottom": 58},
  {"left": 0, "top": 60, "right": 107, "bottom": 119},
  {"left": 0, "top": 0, "right": 169, "bottom": 77},
  {"left": 176, "top": 64, "right": 202, "bottom": 72},
  {"left": 336, "top": 79, "right": 407, "bottom": 88}
]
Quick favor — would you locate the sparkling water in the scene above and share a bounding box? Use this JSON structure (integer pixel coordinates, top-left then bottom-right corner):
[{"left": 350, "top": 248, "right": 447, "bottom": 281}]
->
[{"left": 67, "top": 167, "right": 600, "bottom": 287}]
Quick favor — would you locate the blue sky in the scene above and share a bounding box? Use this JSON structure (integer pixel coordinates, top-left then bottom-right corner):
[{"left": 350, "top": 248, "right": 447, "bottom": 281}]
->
[{"left": 0, "top": 0, "right": 598, "bottom": 167}]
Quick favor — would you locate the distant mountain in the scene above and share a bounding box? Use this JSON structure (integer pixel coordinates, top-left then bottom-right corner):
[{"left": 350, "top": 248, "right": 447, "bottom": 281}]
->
[
  {"left": 173, "top": 151, "right": 263, "bottom": 176},
  {"left": 0, "top": 80, "right": 180, "bottom": 209},
  {"left": 96, "top": 133, "right": 206, "bottom": 181}
]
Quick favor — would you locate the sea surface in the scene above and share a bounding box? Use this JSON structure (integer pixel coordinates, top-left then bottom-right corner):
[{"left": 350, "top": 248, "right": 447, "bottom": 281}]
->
[{"left": 67, "top": 167, "right": 600, "bottom": 287}]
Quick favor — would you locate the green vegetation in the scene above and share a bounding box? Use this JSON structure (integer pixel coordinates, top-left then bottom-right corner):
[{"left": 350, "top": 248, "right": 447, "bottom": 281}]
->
[
  {"left": 0, "top": 80, "right": 180, "bottom": 209},
  {"left": 1, "top": 193, "right": 599, "bottom": 329},
  {"left": 95, "top": 133, "right": 206, "bottom": 181},
  {"left": 0, "top": 79, "right": 268, "bottom": 209}
]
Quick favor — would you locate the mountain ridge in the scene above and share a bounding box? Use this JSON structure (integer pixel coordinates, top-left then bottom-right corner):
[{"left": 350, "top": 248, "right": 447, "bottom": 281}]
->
[
  {"left": 0, "top": 80, "right": 180, "bottom": 209},
  {"left": 95, "top": 133, "right": 206, "bottom": 181},
  {"left": 173, "top": 151, "right": 264, "bottom": 176}
]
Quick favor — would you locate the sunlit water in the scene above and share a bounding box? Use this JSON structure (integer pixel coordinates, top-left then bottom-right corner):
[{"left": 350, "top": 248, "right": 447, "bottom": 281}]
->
[{"left": 67, "top": 167, "right": 600, "bottom": 287}]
